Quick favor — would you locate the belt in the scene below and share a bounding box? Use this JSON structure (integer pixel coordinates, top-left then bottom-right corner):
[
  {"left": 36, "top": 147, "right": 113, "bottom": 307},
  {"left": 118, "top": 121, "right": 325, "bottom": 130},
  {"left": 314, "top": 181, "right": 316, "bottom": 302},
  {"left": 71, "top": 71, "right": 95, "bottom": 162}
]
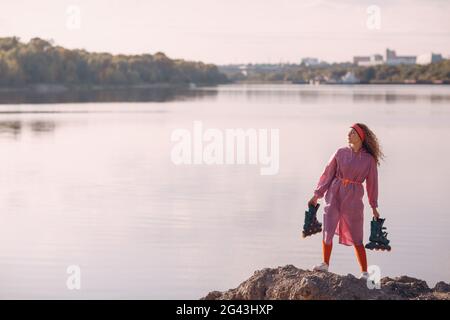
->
[{"left": 335, "top": 176, "right": 362, "bottom": 187}]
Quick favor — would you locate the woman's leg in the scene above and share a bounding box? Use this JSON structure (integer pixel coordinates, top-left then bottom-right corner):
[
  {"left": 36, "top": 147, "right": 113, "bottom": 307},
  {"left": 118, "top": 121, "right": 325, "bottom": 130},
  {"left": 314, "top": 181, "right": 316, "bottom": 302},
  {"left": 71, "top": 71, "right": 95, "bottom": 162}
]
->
[
  {"left": 354, "top": 244, "right": 368, "bottom": 272},
  {"left": 322, "top": 240, "right": 333, "bottom": 265},
  {"left": 322, "top": 204, "right": 338, "bottom": 266}
]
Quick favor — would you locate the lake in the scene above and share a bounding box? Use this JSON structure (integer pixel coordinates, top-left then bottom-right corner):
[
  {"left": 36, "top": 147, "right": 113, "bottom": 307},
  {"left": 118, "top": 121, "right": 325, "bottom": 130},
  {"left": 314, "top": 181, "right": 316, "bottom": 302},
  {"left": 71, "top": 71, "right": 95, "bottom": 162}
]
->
[{"left": 0, "top": 84, "right": 449, "bottom": 298}]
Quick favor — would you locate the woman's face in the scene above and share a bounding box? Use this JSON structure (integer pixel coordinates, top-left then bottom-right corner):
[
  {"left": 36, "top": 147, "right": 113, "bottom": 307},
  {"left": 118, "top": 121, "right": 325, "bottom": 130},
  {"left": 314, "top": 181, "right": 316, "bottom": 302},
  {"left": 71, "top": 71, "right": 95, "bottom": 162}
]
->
[{"left": 347, "top": 128, "right": 361, "bottom": 145}]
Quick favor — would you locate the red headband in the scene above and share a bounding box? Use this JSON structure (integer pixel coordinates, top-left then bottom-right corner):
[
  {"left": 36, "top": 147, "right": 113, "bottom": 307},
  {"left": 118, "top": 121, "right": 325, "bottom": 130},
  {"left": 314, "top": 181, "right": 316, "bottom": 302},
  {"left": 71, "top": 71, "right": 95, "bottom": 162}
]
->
[{"left": 351, "top": 124, "right": 365, "bottom": 142}]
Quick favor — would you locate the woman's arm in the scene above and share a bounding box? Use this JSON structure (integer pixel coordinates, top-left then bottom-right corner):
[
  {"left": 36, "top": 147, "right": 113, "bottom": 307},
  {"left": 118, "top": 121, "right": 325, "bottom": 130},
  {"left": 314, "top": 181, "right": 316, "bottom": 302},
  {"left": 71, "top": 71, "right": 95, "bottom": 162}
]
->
[
  {"left": 310, "top": 150, "right": 338, "bottom": 204},
  {"left": 366, "top": 157, "right": 379, "bottom": 217}
]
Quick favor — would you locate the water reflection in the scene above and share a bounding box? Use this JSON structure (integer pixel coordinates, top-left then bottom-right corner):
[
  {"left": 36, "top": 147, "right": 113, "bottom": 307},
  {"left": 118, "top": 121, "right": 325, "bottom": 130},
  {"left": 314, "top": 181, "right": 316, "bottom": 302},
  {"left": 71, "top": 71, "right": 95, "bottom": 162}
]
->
[
  {"left": 2, "top": 85, "right": 450, "bottom": 105},
  {"left": 29, "top": 120, "right": 56, "bottom": 133},
  {"left": 0, "top": 86, "right": 218, "bottom": 104},
  {"left": 0, "top": 120, "right": 56, "bottom": 138},
  {"left": 211, "top": 84, "right": 450, "bottom": 103},
  {"left": 0, "top": 84, "right": 449, "bottom": 299},
  {"left": 0, "top": 120, "right": 22, "bottom": 137}
]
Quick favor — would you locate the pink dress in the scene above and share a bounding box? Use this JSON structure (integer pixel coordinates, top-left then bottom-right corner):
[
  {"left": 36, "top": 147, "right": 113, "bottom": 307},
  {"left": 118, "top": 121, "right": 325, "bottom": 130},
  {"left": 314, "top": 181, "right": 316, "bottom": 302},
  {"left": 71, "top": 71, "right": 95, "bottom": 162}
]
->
[{"left": 314, "top": 146, "right": 378, "bottom": 246}]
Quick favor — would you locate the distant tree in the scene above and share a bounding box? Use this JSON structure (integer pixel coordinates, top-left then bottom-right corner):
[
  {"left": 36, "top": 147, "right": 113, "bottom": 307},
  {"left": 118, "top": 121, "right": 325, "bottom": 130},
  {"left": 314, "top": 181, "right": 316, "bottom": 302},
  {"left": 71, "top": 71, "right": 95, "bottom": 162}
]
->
[{"left": 0, "top": 37, "right": 229, "bottom": 87}]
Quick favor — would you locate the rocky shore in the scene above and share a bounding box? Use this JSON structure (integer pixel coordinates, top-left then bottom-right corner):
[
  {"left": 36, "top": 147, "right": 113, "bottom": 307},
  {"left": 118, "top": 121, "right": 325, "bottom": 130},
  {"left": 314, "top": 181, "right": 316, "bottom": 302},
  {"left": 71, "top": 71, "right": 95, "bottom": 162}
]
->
[{"left": 202, "top": 265, "right": 450, "bottom": 300}]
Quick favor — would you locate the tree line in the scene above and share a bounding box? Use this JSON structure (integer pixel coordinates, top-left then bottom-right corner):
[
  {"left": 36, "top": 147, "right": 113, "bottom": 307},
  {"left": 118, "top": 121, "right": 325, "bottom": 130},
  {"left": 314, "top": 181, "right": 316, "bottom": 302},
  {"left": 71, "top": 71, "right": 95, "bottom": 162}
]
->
[
  {"left": 0, "top": 37, "right": 229, "bottom": 87},
  {"left": 223, "top": 61, "right": 450, "bottom": 84}
]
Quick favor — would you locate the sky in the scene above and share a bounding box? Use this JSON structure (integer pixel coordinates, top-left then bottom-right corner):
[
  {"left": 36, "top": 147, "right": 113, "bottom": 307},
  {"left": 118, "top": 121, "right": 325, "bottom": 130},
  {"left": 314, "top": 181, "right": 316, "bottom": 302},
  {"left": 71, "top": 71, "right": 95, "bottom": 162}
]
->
[{"left": 1, "top": 0, "right": 449, "bottom": 64}]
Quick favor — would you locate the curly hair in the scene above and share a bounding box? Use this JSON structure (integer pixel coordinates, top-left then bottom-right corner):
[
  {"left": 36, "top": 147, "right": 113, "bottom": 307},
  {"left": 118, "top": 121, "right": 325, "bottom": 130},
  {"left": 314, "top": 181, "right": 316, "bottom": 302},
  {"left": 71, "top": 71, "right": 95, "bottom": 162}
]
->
[{"left": 357, "top": 123, "right": 385, "bottom": 166}]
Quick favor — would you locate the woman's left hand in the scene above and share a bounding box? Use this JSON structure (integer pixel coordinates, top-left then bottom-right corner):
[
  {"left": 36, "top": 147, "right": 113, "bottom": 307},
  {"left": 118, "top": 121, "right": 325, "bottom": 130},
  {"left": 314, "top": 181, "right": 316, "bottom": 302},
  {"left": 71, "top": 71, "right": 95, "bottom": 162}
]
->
[{"left": 372, "top": 207, "right": 380, "bottom": 219}]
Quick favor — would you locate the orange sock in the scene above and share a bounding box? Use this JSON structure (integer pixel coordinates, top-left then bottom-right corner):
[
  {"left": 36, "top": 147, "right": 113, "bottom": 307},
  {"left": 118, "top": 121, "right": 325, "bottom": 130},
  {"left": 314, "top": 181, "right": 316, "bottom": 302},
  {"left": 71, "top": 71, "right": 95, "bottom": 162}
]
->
[
  {"left": 354, "top": 244, "right": 368, "bottom": 272},
  {"left": 322, "top": 240, "right": 333, "bottom": 265}
]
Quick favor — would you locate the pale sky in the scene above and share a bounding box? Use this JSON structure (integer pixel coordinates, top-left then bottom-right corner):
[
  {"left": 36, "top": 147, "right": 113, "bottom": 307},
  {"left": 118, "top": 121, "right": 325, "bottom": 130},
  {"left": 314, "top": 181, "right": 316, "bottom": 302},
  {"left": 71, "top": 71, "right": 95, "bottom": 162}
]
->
[{"left": 1, "top": 0, "right": 449, "bottom": 64}]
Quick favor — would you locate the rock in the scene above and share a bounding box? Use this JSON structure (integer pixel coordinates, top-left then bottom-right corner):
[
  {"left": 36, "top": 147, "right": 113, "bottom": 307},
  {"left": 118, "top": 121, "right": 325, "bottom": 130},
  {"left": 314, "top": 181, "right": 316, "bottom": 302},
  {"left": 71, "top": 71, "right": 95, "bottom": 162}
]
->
[
  {"left": 380, "top": 276, "right": 431, "bottom": 299},
  {"left": 201, "top": 265, "right": 450, "bottom": 300},
  {"left": 433, "top": 281, "right": 450, "bottom": 293}
]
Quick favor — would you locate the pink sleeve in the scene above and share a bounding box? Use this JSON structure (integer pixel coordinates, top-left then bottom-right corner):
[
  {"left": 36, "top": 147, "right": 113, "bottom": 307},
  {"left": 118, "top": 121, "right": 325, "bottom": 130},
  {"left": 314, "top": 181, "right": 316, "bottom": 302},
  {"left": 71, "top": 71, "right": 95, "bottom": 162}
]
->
[
  {"left": 366, "top": 158, "right": 378, "bottom": 208},
  {"left": 313, "top": 150, "right": 338, "bottom": 199}
]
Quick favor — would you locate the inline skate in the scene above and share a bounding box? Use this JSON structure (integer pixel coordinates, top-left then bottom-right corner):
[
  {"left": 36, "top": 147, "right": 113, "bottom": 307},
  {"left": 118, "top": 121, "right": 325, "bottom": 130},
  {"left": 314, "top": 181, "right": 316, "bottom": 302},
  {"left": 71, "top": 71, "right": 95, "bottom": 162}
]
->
[
  {"left": 302, "top": 203, "right": 322, "bottom": 238},
  {"left": 365, "top": 217, "right": 391, "bottom": 251}
]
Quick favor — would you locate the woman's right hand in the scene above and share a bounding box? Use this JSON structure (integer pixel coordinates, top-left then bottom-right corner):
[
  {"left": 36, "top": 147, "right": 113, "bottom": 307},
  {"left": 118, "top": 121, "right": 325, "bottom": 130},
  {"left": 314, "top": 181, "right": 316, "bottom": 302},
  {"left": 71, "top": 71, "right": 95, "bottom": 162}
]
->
[{"left": 308, "top": 195, "right": 319, "bottom": 207}]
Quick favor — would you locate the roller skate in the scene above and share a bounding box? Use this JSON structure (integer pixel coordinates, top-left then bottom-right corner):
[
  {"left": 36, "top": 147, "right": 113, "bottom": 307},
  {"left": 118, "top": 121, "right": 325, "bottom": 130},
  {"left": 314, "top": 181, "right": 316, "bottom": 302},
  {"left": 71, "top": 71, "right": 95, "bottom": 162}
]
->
[
  {"left": 365, "top": 217, "right": 391, "bottom": 251},
  {"left": 302, "top": 203, "right": 322, "bottom": 238}
]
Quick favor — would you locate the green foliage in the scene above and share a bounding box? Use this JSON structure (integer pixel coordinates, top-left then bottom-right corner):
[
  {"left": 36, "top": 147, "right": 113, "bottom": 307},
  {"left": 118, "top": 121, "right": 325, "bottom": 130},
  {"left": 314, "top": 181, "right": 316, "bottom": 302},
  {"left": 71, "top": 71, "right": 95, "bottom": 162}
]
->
[
  {"left": 226, "top": 61, "right": 450, "bottom": 84},
  {"left": 0, "top": 37, "right": 228, "bottom": 87}
]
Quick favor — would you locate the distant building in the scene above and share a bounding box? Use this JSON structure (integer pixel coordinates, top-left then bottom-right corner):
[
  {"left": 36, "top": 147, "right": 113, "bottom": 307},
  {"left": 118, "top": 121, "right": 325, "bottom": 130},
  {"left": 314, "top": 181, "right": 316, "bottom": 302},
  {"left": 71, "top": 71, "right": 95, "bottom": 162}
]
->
[
  {"left": 354, "top": 49, "right": 445, "bottom": 66},
  {"left": 301, "top": 57, "right": 320, "bottom": 67},
  {"left": 238, "top": 65, "right": 248, "bottom": 76},
  {"left": 354, "top": 54, "right": 383, "bottom": 66},
  {"left": 341, "top": 72, "right": 360, "bottom": 84},
  {"left": 416, "top": 53, "right": 443, "bottom": 65},
  {"left": 385, "top": 48, "right": 416, "bottom": 65},
  {"left": 309, "top": 75, "right": 327, "bottom": 85},
  {"left": 353, "top": 56, "right": 370, "bottom": 65},
  {"left": 220, "top": 64, "right": 288, "bottom": 76}
]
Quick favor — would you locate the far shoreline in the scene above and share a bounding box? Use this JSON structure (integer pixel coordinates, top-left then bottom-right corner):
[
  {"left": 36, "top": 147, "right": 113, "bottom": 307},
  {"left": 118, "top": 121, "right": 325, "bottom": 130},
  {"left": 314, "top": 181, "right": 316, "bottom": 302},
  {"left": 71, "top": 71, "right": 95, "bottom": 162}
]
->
[
  {"left": 1, "top": 80, "right": 449, "bottom": 95},
  {"left": 231, "top": 80, "right": 450, "bottom": 85}
]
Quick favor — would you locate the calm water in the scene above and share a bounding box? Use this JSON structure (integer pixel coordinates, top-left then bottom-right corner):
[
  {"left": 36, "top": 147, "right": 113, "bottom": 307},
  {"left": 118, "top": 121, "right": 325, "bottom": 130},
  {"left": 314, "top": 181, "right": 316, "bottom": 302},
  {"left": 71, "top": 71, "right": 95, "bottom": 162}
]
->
[{"left": 0, "top": 84, "right": 449, "bottom": 299}]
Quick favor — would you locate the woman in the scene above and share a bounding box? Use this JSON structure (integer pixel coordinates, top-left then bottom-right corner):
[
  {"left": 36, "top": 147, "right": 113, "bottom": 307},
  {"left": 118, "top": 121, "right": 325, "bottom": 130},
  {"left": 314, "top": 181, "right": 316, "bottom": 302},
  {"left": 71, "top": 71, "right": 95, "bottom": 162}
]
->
[{"left": 308, "top": 123, "right": 384, "bottom": 279}]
